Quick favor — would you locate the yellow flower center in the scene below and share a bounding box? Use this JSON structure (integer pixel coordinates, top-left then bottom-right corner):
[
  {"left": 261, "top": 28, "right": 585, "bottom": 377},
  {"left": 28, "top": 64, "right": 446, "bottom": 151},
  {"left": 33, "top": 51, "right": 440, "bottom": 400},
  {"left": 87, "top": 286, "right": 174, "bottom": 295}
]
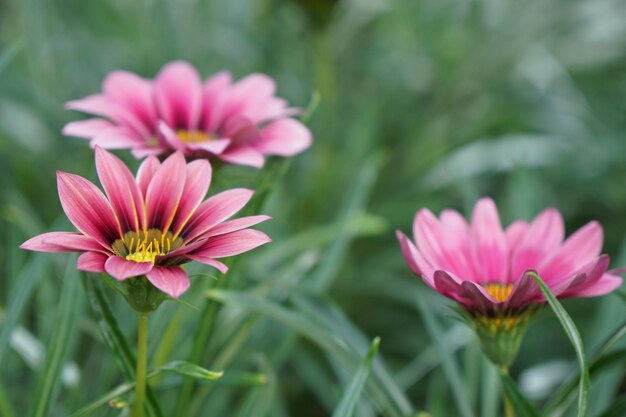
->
[
  {"left": 483, "top": 283, "right": 513, "bottom": 303},
  {"left": 176, "top": 130, "right": 214, "bottom": 143},
  {"left": 111, "top": 229, "right": 184, "bottom": 264}
]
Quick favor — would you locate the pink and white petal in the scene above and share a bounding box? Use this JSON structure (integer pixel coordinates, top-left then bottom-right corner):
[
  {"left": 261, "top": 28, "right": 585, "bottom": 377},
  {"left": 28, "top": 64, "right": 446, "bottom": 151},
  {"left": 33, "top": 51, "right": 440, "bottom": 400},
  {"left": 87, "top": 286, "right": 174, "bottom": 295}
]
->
[
  {"left": 144, "top": 152, "right": 187, "bottom": 233},
  {"left": 510, "top": 208, "right": 564, "bottom": 281},
  {"left": 103, "top": 70, "right": 157, "bottom": 130},
  {"left": 185, "top": 254, "right": 229, "bottom": 274},
  {"left": 170, "top": 159, "right": 213, "bottom": 236},
  {"left": 396, "top": 231, "right": 435, "bottom": 286},
  {"left": 63, "top": 119, "right": 114, "bottom": 138},
  {"left": 469, "top": 198, "right": 508, "bottom": 283},
  {"left": 219, "top": 146, "right": 265, "bottom": 168},
  {"left": 205, "top": 215, "right": 271, "bottom": 237},
  {"left": 95, "top": 147, "right": 144, "bottom": 232},
  {"left": 202, "top": 71, "right": 232, "bottom": 132},
  {"left": 146, "top": 266, "right": 190, "bottom": 298},
  {"left": 57, "top": 171, "right": 122, "bottom": 246},
  {"left": 539, "top": 221, "right": 604, "bottom": 282},
  {"left": 181, "top": 188, "right": 254, "bottom": 241},
  {"left": 136, "top": 156, "right": 161, "bottom": 197},
  {"left": 185, "top": 138, "right": 231, "bottom": 154},
  {"left": 225, "top": 74, "right": 276, "bottom": 122},
  {"left": 189, "top": 229, "right": 270, "bottom": 259},
  {"left": 256, "top": 119, "right": 312, "bottom": 156},
  {"left": 77, "top": 252, "right": 108, "bottom": 273},
  {"left": 154, "top": 61, "right": 203, "bottom": 130},
  {"left": 20, "top": 232, "right": 107, "bottom": 253},
  {"left": 157, "top": 121, "right": 187, "bottom": 152},
  {"left": 104, "top": 256, "right": 153, "bottom": 281},
  {"left": 90, "top": 126, "right": 145, "bottom": 149}
]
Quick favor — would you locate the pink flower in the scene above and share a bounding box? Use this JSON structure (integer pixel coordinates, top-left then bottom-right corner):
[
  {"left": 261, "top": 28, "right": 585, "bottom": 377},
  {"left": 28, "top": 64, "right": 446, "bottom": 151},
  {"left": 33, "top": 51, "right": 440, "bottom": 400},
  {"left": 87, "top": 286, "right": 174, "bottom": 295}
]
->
[
  {"left": 63, "top": 61, "right": 312, "bottom": 168},
  {"left": 397, "top": 198, "right": 622, "bottom": 316},
  {"left": 21, "top": 147, "right": 271, "bottom": 298}
]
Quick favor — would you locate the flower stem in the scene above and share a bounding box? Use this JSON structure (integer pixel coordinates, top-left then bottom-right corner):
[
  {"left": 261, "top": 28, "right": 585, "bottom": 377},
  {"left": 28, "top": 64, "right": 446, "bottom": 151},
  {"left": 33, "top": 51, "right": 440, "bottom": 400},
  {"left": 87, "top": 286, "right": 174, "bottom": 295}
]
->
[
  {"left": 132, "top": 312, "right": 149, "bottom": 417},
  {"left": 500, "top": 366, "right": 515, "bottom": 417}
]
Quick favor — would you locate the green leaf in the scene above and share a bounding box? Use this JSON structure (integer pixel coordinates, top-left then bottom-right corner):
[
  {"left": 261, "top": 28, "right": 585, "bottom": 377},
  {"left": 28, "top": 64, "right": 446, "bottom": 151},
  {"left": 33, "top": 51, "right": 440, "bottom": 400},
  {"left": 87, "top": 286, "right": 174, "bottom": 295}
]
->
[
  {"left": 332, "top": 337, "right": 380, "bottom": 417},
  {"left": 160, "top": 360, "right": 223, "bottom": 380},
  {"left": 529, "top": 273, "right": 589, "bottom": 417},
  {"left": 415, "top": 291, "right": 475, "bottom": 417},
  {"left": 499, "top": 371, "right": 541, "bottom": 417},
  {"left": 29, "top": 257, "right": 81, "bottom": 417}
]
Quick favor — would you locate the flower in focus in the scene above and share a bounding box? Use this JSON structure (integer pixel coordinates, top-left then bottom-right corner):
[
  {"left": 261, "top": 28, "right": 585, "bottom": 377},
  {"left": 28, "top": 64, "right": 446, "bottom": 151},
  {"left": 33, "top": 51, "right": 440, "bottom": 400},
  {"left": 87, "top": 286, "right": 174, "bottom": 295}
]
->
[
  {"left": 397, "top": 198, "right": 622, "bottom": 366},
  {"left": 63, "top": 61, "right": 312, "bottom": 168},
  {"left": 21, "top": 147, "right": 271, "bottom": 301}
]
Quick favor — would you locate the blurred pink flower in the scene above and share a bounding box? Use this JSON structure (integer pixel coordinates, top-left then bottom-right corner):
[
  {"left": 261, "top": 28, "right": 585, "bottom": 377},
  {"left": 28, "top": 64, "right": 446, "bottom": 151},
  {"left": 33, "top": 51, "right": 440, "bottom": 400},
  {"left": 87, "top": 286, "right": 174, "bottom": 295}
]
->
[
  {"left": 397, "top": 198, "right": 622, "bottom": 316},
  {"left": 21, "top": 147, "right": 271, "bottom": 298},
  {"left": 63, "top": 61, "right": 312, "bottom": 168}
]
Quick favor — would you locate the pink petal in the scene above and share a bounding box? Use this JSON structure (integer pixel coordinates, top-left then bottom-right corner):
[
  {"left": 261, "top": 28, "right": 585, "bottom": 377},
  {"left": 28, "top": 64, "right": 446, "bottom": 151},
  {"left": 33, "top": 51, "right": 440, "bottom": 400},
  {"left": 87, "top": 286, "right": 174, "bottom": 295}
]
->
[
  {"left": 205, "top": 215, "right": 271, "bottom": 237},
  {"left": 154, "top": 61, "right": 203, "bottom": 130},
  {"left": 157, "top": 121, "right": 186, "bottom": 152},
  {"left": 505, "top": 221, "right": 528, "bottom": 250},
  {"left": 185, "top": 138, "right": 231, "bottom": 154},
  {"left": 201, "top": 71, "right": 232, "bottom": 133},
  {"left": 224, "top": 74, "right": 276, "bottom": 122},
  {"left": 144, "top": 152, "right": 187, "bottom": 233},
  {"left": 396, "top": 231, "right": 435, "bottom": 286},
  {"left": 433, "top": 270, "right": 467, "bottom": 305},
  {"left": 131, "top": 147, "right": 166, "bottom": 159},
  {"left": 57, "top": 171, "right": 122, "bottom": 247},
  {"left": 539, "top": 221, "right": 604, "bottom": 282},
  {"left": 63, "top": 119, "right": 114, "bottom": 138},
  {"left": 219, "top": 146, "right": 265, "bottom": 168},
  {"left": 190, "top": 229, "right": 270, "bottom": 259},
  {"left": 103, "top": 70, "right": 157, "bottom": 131},
  {"left": 505, "top": 271, "right": 542, "bottom": 308},
  {"left": 146, "top": 266, "right": 190, "bottom": 298},
  {"left": 185, "top": 254, "right": 229, "bottom": 274},
  {"left": 95, "top": 147, "right": 144, "bottom": 232},
  {"left": 170, "top": 159, "right": 213, "bottom": 236},
  {"left": 104, "top": 256, "right": 153, "bottom": 280},
  {"left": 469, "top": 198, "right": 508, "bottom": 283},
  {"left": 181, "top": 188, "right": 254, "bottom": 241},
  {"left": 459, "top": 281, "right": 498, "bottom": 314},
  {"left": 20, "top": 232, "right": 106, "bottom": 253},
  {"left": 136, "top": 156, "right": 161, "bottom": 197},
  {"left": 555, "top": 255, "right": 610, "bottom": 296},
  {"left": 564, "top": 275, "right": 623, "bottom": 297},
  {"left": 66, "top": 95, "right": 149, "bottom": 138},
  {"left": 90, "top": 127, "right": 145, "bottom": 149},
  {"left": 77, "top": 252, "right": 108, "bottom": 273},
  {"left": 510, "top": 208, "right": 564, "bottom": 281},
  {"left": 256, "top": 118, "right": 312, "bottom": 156}
]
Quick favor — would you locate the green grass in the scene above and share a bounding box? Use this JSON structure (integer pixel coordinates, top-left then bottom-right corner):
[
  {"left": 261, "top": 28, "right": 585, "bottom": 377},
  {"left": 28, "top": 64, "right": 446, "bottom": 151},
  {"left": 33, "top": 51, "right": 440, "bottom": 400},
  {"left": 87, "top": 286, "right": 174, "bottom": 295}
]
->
[{"left": 2, "top": 0, "right": 626, "bottom": 416}]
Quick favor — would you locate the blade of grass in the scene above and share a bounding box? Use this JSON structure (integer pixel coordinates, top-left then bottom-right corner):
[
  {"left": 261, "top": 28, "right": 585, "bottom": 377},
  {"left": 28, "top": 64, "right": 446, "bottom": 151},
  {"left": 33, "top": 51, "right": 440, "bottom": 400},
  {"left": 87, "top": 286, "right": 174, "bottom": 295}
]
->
[
  {"left": 415, "top": 291, "right": 475, "bottom": 417},
  {"left": 543, "top": 320, "right": 626, "bottom": 417},
  {"left": 499, "top": 371, "right": 541, "bottom": 417},
  {"left": 70, "top": 360, "right": 223, "bottom": 417},
  {"left": 529, "top": 273, "right": 589, "bottom": 417},
  {"left": 29, "top": 256, "right": 80, "bottom": 417},
  {"left": 83, "top": 277, "right": 164, "bottom": 417},
  {"left": 0, "top": 381, "right": 16, "bottom": 417},
  {"left": 332, "top": 337, "right": 380, "bottom": 417},
  {"left": 0, "top": 255, "right": 46, "bottom": 367}
]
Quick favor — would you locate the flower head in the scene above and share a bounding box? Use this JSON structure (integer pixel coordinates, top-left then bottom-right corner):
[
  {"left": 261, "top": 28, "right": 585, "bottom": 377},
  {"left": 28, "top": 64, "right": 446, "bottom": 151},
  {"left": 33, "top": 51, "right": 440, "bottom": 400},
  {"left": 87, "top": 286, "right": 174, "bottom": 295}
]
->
[
  {"left": 63, "top": 61, "right": 312, "bottom": 168},
  {"left": 397, "top": 198, "right": 622, "bottom": 366},
  {"left": 21, "top": 147, "right": 271, "bottom": 299}
]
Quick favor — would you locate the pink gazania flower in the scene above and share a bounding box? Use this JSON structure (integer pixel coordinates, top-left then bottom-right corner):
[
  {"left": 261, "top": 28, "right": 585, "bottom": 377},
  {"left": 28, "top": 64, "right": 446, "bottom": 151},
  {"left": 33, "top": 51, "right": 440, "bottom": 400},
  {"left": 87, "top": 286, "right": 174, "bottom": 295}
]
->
[
  {"left": 397, "top": 198, "right": 622, "bottom": 316},
  {"left": 21, "top": 147, "right": 271, "bottom": 298},
  {"left": 62, "top": 61, "right": 312, "bottom": 168}
]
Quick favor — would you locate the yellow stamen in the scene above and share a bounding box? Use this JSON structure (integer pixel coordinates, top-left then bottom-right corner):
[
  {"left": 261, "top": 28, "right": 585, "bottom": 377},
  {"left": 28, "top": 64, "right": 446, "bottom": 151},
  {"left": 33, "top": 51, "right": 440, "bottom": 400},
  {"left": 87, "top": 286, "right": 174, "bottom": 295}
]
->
[
  {"left": 111, "top": 229, "right": 184, "bottom": 264},
  {"left": 483, "top": 283, "right": 514, "bottom": 303},
  {"left": 176, "top": 130, "right": 214, "bottom": 143}
]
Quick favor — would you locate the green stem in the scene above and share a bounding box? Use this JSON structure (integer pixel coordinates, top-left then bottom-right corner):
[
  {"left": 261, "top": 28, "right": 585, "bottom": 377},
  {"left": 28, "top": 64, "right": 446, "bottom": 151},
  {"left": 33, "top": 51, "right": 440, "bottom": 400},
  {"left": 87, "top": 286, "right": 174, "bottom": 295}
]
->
[
  {"left": 500, "top": 366, "right": 515, "bottom": 417},
  {"left": 132, "top": 313, "right": 149, "bottom": 417}
]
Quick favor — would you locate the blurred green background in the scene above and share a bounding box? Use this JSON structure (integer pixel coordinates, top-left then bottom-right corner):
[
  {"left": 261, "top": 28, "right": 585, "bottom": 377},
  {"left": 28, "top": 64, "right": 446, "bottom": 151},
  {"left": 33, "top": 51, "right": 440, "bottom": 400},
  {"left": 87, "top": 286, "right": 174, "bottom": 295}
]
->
[{"left": 1, "top": 0, "right": 626, "bottom": 416}]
